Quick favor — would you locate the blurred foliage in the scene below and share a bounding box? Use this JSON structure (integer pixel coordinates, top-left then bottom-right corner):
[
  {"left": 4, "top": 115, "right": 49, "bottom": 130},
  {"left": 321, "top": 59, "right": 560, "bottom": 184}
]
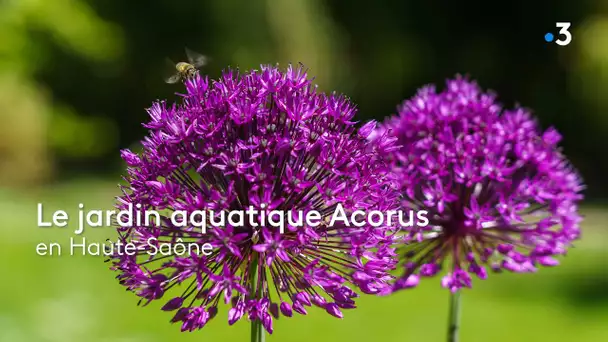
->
[
  {"left": 0, "top": 0, "right": 607, "bottom": 197},
  {"left": 0, "top": 0, "right": 123, "bottom": 184}
]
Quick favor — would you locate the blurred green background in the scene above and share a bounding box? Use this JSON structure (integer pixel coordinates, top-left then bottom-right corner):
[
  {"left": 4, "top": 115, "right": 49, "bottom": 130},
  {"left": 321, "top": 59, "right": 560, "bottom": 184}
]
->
[{"left": 0, "top": 0, "right": 607, "bottom": 341}]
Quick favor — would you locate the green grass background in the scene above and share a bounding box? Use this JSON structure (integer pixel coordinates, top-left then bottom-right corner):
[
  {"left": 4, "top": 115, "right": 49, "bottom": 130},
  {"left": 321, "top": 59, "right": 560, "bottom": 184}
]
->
[{"left": 1, "top": 180, "right": 607, "bottom": 342}]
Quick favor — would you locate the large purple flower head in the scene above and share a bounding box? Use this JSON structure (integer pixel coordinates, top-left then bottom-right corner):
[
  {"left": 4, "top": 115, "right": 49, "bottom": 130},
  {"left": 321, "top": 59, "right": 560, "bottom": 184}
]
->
[
  {"left": 110, "top": 65, "right": 399, "bottom": 333},
  {"left": 376, "top": 76, "right": 584, "bottom": 292}
]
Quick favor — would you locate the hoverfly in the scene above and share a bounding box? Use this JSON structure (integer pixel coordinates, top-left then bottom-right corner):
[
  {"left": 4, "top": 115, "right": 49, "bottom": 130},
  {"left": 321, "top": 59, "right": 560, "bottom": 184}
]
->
[{"left": 165, "top": 48, "right": 209, "bottom": 84}]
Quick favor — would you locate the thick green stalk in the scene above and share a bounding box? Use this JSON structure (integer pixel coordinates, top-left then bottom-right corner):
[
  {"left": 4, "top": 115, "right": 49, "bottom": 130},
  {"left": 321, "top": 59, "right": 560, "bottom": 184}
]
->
[
  {"left": 447, "top": 290, "right": 461, "bottom": 342},
  {"left": 249, "top": 256, "right": 265, "bottom": 342}
]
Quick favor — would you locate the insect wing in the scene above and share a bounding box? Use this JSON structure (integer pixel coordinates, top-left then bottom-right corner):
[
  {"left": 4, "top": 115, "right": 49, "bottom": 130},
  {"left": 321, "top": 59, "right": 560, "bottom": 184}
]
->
[
  {"left": 163, "top": 58, "right": 181, "bottom": 84},
  {"left": 185, "top": 47, "right": 209, "bottom": 68},
  {"left": 165, "top": 73, "right": 182, "bottom": 84}
]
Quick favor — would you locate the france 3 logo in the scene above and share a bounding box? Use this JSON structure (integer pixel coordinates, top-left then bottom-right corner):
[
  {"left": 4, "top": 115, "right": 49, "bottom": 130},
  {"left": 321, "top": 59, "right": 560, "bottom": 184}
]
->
[{"left": 544, "top": 22, "right": 572, "bottom": 46}]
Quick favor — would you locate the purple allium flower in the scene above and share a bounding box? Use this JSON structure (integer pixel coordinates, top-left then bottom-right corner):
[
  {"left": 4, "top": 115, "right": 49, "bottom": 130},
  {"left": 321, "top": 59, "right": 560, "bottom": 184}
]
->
[
  {"left": 375, "top": 76, "right": 584, "bottom": 293},
  {"left": 110, "top": 65, "right": 399, "bottom": 333}
]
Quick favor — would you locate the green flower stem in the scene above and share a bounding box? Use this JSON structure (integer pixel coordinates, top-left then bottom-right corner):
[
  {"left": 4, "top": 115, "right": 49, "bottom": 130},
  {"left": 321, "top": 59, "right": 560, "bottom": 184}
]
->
[
  {"left": 249, "top": 255, "right": 265, "bottom": 342},
  {"left": 447, "top": 290, "right": 461, "bottom": 342}
]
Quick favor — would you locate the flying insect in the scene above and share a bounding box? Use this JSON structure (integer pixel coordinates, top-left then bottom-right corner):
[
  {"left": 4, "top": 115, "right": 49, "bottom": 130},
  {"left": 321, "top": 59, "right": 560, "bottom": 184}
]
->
[{"left": 165, "top": 48, "right": 208, "bottom": 84}]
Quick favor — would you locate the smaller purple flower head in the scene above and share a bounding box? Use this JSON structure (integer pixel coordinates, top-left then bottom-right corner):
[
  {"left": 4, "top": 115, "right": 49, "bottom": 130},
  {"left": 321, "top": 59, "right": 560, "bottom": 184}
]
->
[
  {"left": 110, "top": 65, "right": 400, "bottom": 333},
  {"left": 375, "top": 76, "right": 584, "bottom": 292}
]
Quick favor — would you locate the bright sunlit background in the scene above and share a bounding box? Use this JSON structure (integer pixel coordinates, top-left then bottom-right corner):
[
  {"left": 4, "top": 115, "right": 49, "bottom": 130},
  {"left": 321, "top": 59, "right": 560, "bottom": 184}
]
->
[{"left": 1, "top": 1, "right": 607, "bottom": 341}]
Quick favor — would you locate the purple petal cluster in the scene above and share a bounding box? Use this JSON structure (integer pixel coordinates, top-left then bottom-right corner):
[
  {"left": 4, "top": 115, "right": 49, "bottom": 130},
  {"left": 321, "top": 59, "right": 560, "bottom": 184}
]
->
[
  {"left": 110, "top": 65, "right": 399, "bottom": 333},
  {"left": 375, "top": 76, "right": 584, "bottom": 292}
]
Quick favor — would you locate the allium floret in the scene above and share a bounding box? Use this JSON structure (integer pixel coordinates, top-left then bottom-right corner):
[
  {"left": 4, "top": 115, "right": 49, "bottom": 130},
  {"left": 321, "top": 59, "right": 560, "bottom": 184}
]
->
[
  {"left": 376, "top": 76, "right": 584, "bottom": 292},
  {"left": 110, "top": 65, "right": 399, "bottom": 332}
]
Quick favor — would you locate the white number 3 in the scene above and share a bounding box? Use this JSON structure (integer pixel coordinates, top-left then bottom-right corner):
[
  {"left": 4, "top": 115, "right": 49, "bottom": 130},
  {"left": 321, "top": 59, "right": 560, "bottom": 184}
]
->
[{"left": 555, "top": 22, "right": 572, "bottom": 46}]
